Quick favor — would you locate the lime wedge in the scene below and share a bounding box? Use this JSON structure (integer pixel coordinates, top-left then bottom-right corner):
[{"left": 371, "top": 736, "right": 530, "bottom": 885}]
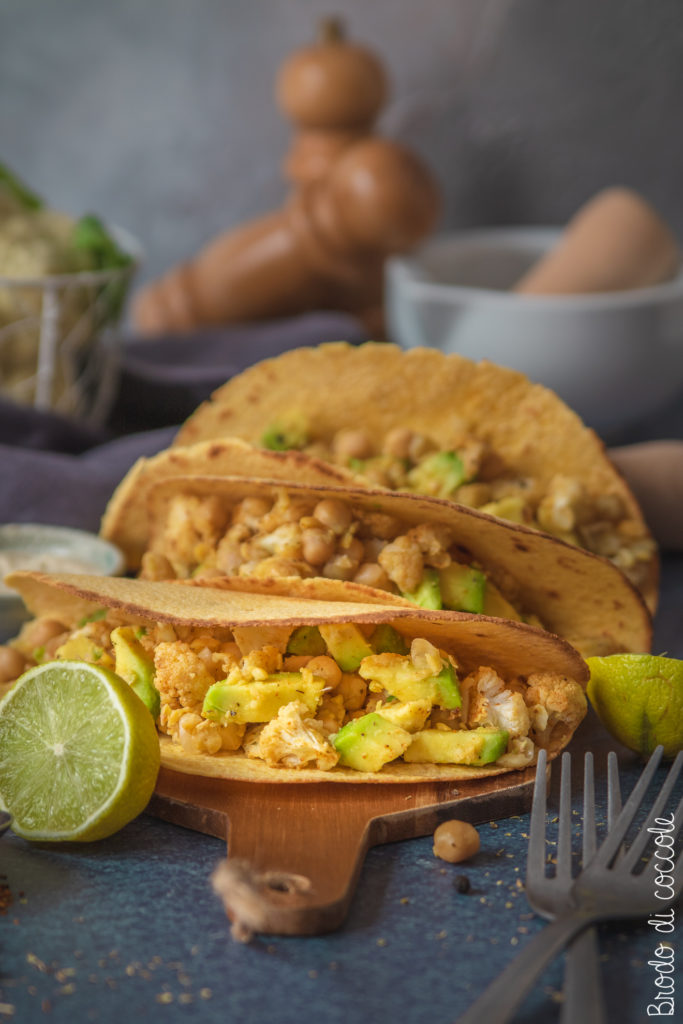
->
[
  {"left": 586, "top": 654, "right": 683, "bottom": 759},
  {"left": 0, "top": 661, "right": 161, "bottom": 841}
]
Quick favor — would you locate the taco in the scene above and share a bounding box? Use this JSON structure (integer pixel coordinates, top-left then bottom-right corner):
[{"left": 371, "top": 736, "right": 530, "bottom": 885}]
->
[
  {"left": 3, "top": 572, "right": 588, "bottom": 783},
  {"left": 171, "top": 342, "right": 658, "bottom": 611},
  {"left": 139, "top": 473, "right": 652, "bottom": 658}
]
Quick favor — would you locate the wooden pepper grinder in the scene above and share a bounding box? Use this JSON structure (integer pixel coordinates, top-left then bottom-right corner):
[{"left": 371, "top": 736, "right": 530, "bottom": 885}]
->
[
  {"left": 133, "top": 137, "right": 440, "bottom": 336},
  {"left": 276, "top": 16, "right": 388, "bottom": 188}
]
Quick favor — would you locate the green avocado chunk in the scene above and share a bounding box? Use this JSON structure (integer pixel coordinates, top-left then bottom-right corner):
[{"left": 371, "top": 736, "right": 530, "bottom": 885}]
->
[
  {"left": 403, "top": 726, "right": 509, "bottom": 766},
  {"left": 369, "top": 624, "right": 409, "bottom": 655},
  {"left": 318, "top": 623, "right": 373, "bottom": 671},
  {"left": 260, "top": 418, "right": 309, "bottom": 451},
  {"left": 402, "top": 567, "right": 442, "bottom": 610},
  {"left": 440, "top": 563, "right": 486, "bottom": 613},
  {"left": 332, "top": 712, "right": 412, "bottom": 772},
  {"left": 286, "top": 625, "right": 327, "bottom": 657},
  {"left": 407, "top": 451, "right": 467, "bottom": 498},
  {"left": 359, "top": 653, "right": 461, "bottom": 710},
  {"left": 111, "top": 626, "right": 160, "bottom": 719},
  {"left": 202, "top": 672, "right": 324, "bottom": 724}
]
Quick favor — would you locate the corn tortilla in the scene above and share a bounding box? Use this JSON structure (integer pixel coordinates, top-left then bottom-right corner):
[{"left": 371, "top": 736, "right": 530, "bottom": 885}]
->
[
  {"left": 170, "top": 342, "right": 658, "bottom": 611},
  {"left": 145, "top": 474, "right": 652, "bottom": 658},
  {"left": 6, "top": 571, "right": 588, "bottom": 784}
]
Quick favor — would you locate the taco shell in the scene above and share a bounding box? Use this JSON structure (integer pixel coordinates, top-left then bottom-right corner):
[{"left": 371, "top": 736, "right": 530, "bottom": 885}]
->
[
  {"left": 170, "top": 342, "right": 658, "bottom": 610},
  {"left": 6, "top": 572, "right": 588, "bottom": 784}
]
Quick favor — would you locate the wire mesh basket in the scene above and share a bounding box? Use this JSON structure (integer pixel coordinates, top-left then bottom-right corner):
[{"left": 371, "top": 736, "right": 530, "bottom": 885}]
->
[{"left": 0, "top": 226, "right": 141, "bottom": 426}]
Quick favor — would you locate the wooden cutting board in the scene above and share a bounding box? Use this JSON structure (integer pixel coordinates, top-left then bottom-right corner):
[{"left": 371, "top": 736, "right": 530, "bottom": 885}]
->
[{"left": 148, "top": 764, "right": 539, "bottom": 937}]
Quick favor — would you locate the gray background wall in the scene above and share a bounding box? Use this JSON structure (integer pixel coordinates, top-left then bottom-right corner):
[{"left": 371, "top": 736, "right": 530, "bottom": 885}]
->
[{"left": 2, "top": 0, "right": 682, "bottom": 286}]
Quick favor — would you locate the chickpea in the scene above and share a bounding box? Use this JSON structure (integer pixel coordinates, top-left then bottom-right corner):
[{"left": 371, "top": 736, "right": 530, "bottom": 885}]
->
[
  {"left": 301, "top": 527, "right": 336, "bottom": 566},
  {"left": 432, "top": 819, "right": 480, "bottom": 863},
  {"left": 382, "top": 426, "right": 416, "bottom": 459},
  {"left": 305, "top": 655, "right": 342, "bottom": 688},
  {"left": 233, "top": 496, "right": 272, "bottom": 528},
  {"left": 353, "top": 562, "right": 392, "bottom": 590},
  {"left": 334, "top": 672, "right": 367, "bottom": 711},
  {"left": 140, "top": 550, "right": 175, "bottom": 580},
  {"left": 0, "top": 645, "right": 26, "bottom": 684},
  {"left": 321, "top": 553, "right": 355, "bottom": 581},
  {"left": 20, "top": 617, "right": 67, "bottom": 652},
  {"left": 332, "top": 428, "right": 374, "bottom": 461},
  {"left": 313, "top": 499, "right": 353, "bottom": 536}
]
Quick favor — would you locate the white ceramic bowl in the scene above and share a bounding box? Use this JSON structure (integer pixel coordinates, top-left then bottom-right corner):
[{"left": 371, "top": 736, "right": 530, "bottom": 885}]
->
[
  {"left": 0, "top": 524, "right": 125, "bottom": 643},
  {"left": 386, "top": 227, "right": 683, "bottom": 435}
]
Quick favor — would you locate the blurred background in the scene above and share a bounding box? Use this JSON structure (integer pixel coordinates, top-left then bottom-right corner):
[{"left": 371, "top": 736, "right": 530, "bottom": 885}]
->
[{"left": 3, "top": 0, "right": 682, "bottom": 287}]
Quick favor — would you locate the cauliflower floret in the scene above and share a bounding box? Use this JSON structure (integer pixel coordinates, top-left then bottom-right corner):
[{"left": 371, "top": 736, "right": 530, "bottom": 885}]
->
[
  {"left": 462, "top": 666, "right": 531, "bottom": 739},
  {"left": 495, "top": 736, "right": 536, "bottom": 769},
  {"left": 247, "top": 701, "right": 339, "bottom": 770},
  {"left": 240, "top": 645, "right": 283, "bottom": 680},
  {"left": 377, "top": 534, "right": 424, "bottom": 592},
  {"left": 407, "top": 523, "right": 454, "bottom": 569},
  {"left": 161, "top": 709, "right": 245, "bottom": 755},
  {"left": 155, "top": 493, "right": 227, "bottom": 576},
  {"left": 524, "top": 673, "right": 587, "bottom": 749},
  {"left": 374, "top": 698, "right": 432, "bottom": 732},
  {"left": 154, "top": 641, "right": 216, "bottom": 710}
]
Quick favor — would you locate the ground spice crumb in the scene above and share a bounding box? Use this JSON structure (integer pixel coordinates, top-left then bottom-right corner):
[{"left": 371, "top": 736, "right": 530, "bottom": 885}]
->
[
  {"left": 490, "top": 938, "right": 499, "bottom": 945},
  {"left": 266, "top": 945, "right": 276, "bottom": 954},
  {"left": 55, "top": 969, "right": 76, "bottom": 983},
  {"left": 26, "top": 954, "right": 48, "bottom": 973},
  {"left": 505, "top": 902, "right": 513, "bottom": 909},
  {"left": 178, "top": 974, "right": 191, "bottom": 987},
  {"left": 479, "top": 897, "right": 487, "bottom": 904},
  {"left": 516, "top": 879, "right": 524, "bottom": 890},
  {"left": 190, "top": 946, "right": 200, "bottom": 956},
  {"left": 505, "top": 854, "right": 514, "bottom": 859},
  {"left": 105, "top": 979, "right": 117, "bottom": 990},
  {"left": 436, "top": 930, "right": 447, "bottom": 940},
  {"left": 518, "top": 927, "right": 529, "bottom": 934},
  {"left": 97, "top": 960, "right": 107, "bottom": 969},
  {"left": 73, "top": 951, "right": 84, "bottom": 960},
  {"left": 28, "top": 987, "right": 37, "bottom": 997},
  {"left": 495, "top": 880, "right": 504, "bottom": 886},
  {"left": 439, "top": 868, "right": 447, "bottom": 875},
  {"left": 489, "top": 822, "right": 498, "bottom": 829},
  {"left": 510, "top": 937, "right": 519, "bottom": 946},
  {"left": 376, "top": 938, "right": 387, "bottom": 947},
  {"left": 58, "top": 984, "right": 75, "bottom": 996},
  {"left": 199, "top": 988, "right": 212, "bottom": 1000},
  {"left": 0, "top": 1004, "right": 15, "bottom": 1017},
  {"left": 88, "top": 975, "right": 98, "bottom": 985},
  {"left": 0, "top": 883, "right": 13, "bottom": 914},
  {"left": 155, "top": 992, "right": 173, "bottom": 1004},
  {"left": 466, "top": 934, "right": 474, "bottom": 943},
  {"left": 520, "top": 912, "right": 534, "bottom": 920},
  {"left": 178, "top": 994, "right": 193, "bottom": 1005},
  {"left": 328, "top": 963, "right": 338, "bottom": 971},
  {"left": 41, "top": 999, "right": 51, "bottom": 1013},
  {"left": 125, "top": 966, "right": 136, "bottom": 977},
  {"left": 308, "top": 971, "right": 318, "bottom": 979},
  {"left": 400, "top": 897, "right": 410, "bottom": 904}
]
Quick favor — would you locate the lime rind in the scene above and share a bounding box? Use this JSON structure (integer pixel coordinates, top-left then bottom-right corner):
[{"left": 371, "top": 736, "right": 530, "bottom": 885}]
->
[{"left": 0, "top": 661, "right": 160, "bottom": 841}]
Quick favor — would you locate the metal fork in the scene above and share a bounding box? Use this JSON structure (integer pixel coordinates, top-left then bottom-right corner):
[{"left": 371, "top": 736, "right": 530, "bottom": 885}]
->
[
  {"left": 526, "top": 750, "right": 621, "bottom": 1024},
  {"left": 455, "top": 746, "right": 682, "bottom": 1024}
]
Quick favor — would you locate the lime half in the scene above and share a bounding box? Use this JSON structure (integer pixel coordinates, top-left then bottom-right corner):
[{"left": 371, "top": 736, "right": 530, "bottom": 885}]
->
[
  {"left": 0, "top": 661, "right": 160, "bottom": 841},
  {"left": 586, "top": 654, "right": 683, "bottom": 759}
]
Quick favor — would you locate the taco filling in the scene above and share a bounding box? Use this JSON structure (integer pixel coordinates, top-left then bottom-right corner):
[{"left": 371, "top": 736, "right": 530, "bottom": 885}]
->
[
  {"left": 141, "top": 485, "right": 537, "bottom": 624},
  {"left": 259, "top": 419, "right": 654, "bottom": 593},
  {"left": 5, "top": 604, "right": 586, "bottom": 776}
]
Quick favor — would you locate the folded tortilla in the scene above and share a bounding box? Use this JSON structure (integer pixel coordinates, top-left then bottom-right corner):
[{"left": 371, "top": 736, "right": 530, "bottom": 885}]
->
[
  {"left": 169, "top": 342, "right": 658, "bottom": 611},
  {"left": 5, "top": 572, "right": 588, "bottom": 784},
  {"left": 141, "top": 473, "right": 652, "bottom": 658}
]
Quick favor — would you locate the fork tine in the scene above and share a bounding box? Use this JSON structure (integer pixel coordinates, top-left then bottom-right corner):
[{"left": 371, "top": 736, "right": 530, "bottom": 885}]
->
[
  {"left": 593, "top": 745, "right": 665, "bottom": 867},
  {"left": 527, "top": 748, "right": 548, "bottom": 883},
  {"left": 582, "top": 752, "right": 596, "bottom": 865},
  {"left": 607, "top": 751, "right": 622, "bottom": 829},
  {"left": 556, "top": 752, "right": 573, "bottom": 883},
  {"left": 620, "top": 750, "right": 683, "bottom": 872}
]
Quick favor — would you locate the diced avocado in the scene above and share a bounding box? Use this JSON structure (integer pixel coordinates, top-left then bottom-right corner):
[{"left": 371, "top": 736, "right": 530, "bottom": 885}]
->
[
  {"left": 403, "top": 726, "right": 509, "bottom": 766},
  {"left": 286, "top": 626, "right": 327, "bottom": 657},
  {"left": 111, "top": 626, "right": 160, "bottom": 719},
  {"left": 433, "top": 660, "right": 462, "bottom": 710},
  {"left": 374, "top": 699, "right": 432, "bottom": 732},
  {"left": 332, "top": 712, "right": 412, "bottom": 772},
  {"left": 202, "top": 672, "right": 324, "bottom": 724},
  {"left": 482, "top": 582, "right": 523, "bottom": 622},
  {"left": 260, "top": 416, "right": 309, "bottom": 451},
  {"left": 402, "top": 567, "right": 442, "bottom": 610},
  {"left": 479, "top": 495, "right": 527, "bottom": 524},
  {"left": 369, "top": 624, "right": 408, "bottom": 655},
  {"left": 359, "top": 653, "right": 461, "bottom": 710},
  {"left": 440, "top": 563, "right": 486, "bottom": 613},
  {"left": 407, "top": 451, "right": 467, "bottom": 498},
  {"left": 56, "top": 634, "right": 114, "bottom": 670},
  {"left": 318, "top": 623, "right": 373, "bottom": 671}
]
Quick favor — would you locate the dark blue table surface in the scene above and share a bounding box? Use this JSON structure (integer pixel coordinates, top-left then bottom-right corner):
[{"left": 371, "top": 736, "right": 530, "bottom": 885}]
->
[{"left": 1, "top": 555, "right": 681, "bottom": 1024}]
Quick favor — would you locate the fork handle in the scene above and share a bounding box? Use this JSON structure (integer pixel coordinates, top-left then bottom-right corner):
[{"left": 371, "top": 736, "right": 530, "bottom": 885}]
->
[
  {"left": 560, "top": 927, "right": 607, "bottom": 1024},
  {"left": 455, "top": 910, "right": 595, "bottom": 1024}
]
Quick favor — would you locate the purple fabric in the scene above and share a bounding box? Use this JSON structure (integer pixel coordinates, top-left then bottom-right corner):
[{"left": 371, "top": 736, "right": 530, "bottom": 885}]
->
[{"left": 0, "top": 313, "right": 368, "bottom": 531}]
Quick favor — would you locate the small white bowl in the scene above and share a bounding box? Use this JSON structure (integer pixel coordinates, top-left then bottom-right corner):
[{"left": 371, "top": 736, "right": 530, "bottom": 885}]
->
[
  {"left": 0, "top": 524, "right": 125, "bottom": 643},
  {"left": 386, "top": 227, "right": 683, "bottom": 435}
]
